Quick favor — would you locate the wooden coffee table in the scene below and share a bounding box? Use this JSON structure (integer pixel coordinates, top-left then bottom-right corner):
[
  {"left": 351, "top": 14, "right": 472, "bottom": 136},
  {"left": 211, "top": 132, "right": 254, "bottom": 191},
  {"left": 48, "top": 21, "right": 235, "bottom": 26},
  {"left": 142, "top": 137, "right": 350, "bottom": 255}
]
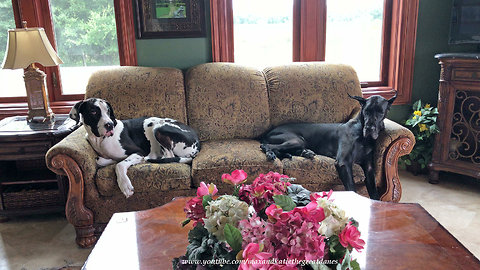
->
[{"left": 83, "top": 192, "right": 480, "bottom": 269}]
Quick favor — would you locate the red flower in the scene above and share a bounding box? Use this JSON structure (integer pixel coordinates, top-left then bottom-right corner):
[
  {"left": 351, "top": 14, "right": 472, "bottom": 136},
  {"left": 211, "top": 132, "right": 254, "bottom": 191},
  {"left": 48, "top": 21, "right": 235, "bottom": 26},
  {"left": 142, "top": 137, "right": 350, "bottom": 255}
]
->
[
  {"left": 339, "top": 222, "right": 365, "bottom": 252},
  {"left": 184, "top": 196, "right": 205, "bottom": 226},
  {"left": 222, "top": 169, "right": 248, "bottom": 185}
]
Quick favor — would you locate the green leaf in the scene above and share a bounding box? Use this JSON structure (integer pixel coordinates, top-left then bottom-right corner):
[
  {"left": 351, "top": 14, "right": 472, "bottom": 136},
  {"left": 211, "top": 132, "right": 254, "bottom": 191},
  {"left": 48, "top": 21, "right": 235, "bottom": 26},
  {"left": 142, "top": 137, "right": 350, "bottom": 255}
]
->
[
  {"left": 223, "top": 224, "right": 243, "bottom": 253},
  {"left": 181, "top": 218, "right": 191, "bottom": 227},
  {"left": 202, "top": 195, "right": 212, "bottom": 209},
  {"left": 350, "top": 259, "right": 361, "bottom": 270},
  {"left": 337, "top": 250, "right": 353, "bottom": 270},
  {"left": 273, "top": 195, "right": 296, "bottom": 211},
  {"left": 404, "top": 159, "right": 412, "bottom": 165},
  {"left": 413, "top": 100, "right": 421, "bottom": 111}
]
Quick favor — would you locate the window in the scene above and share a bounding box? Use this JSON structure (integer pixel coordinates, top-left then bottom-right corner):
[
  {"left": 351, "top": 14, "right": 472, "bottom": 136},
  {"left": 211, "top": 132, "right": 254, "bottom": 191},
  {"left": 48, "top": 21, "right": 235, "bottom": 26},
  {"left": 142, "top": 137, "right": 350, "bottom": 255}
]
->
[
  {"left": 325, "top": 0, "right": 384, "bottom": 82},
  {"left": 0, "top": 0, "right": 137, "bottom": 118},
  {"left": 233, "top": 0, "right": 293, "bottom": 67},
  {"left": 50, "top": 0, "right": 120, "bottom": 95},
  {"left": 211, "top": 0, "right": 419, "bottom": 104},
  {"left": 0, "top": 0, "right": 25, "bottom": 98}
]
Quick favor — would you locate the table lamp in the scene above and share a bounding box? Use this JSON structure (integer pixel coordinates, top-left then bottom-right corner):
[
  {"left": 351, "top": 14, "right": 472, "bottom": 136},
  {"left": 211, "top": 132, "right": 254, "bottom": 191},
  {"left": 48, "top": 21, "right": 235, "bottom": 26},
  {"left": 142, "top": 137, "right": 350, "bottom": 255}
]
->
[{"left": 1, "top": 22, "right": 63, "bottom": 122}]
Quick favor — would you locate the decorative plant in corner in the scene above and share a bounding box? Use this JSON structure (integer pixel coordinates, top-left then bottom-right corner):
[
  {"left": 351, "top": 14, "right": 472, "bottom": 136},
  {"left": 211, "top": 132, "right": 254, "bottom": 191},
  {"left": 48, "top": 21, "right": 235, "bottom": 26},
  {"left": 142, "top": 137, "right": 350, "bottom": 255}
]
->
[{"left": 400, "top": 100, "right": 440, "bottom": 174}]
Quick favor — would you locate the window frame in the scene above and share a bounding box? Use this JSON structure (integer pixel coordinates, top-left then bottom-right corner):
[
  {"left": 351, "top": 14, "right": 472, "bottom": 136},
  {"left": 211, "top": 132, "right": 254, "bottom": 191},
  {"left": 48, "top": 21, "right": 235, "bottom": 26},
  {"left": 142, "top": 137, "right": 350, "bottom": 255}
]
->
[
  {"left": 0, "top": 0, "right": 137, "bottom": 118},
  {"left": 211, "top": 0, "right": 419, "bottom": 105}
]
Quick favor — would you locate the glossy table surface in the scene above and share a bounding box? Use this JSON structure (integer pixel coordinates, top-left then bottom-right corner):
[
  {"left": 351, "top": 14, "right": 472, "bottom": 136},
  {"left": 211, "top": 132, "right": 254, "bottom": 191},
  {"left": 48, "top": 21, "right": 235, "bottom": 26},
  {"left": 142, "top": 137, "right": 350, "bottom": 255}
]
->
[{"left": 83, "top": 192, "right": 480, "bottom": 270}]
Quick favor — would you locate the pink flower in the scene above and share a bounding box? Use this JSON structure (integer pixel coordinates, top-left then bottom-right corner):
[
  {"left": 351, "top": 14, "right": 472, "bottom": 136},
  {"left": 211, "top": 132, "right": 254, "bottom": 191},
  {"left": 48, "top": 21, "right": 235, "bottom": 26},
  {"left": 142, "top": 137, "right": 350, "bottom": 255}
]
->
[
  {"left": 265, "top": 204, "right": 288, "bottom": 222},
  {"left": 299, "top": 201, "right": 325, "bottom": 223},
  {"left": 196, "top": 182, "right": 218, "bottom": 197},
  {"left": 222, "top": 169, "right": 248, "bottom": 185},
  {"left": 184, "top": 196, "right": 205, "bottom": 226},
  {"left": 310, "top": 189, "right": 333, "bottom": 201},
  {"left": 339, "top": 222, "right": 365, "bottom": 252},
  {"left": 239, "top": 243, "right": 272, "bottom": 270}
]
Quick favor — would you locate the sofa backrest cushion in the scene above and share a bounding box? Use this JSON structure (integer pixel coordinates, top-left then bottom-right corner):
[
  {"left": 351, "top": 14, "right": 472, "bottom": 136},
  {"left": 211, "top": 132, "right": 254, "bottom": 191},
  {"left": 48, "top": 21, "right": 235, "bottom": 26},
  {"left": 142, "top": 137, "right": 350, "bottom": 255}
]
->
[
  {"left": 185, "top": 63, "right": 270, "bottom": 141},
  {"left": 264, "top": 63, "right": 362, "bottom": 126},
  {"left": 85, "top": 66, "right": 187, "bottom": 122}
]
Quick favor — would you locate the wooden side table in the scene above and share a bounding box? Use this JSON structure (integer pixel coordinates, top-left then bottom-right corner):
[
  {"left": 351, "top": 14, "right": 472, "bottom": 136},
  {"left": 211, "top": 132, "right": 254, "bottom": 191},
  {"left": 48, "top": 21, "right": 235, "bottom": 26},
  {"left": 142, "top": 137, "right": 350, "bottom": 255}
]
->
[
  {"left": 0, "top": 115, "right": 78, "bottom": 217},
  {"left": 430, "top": 53, "right": 480, "bottom": 183}
]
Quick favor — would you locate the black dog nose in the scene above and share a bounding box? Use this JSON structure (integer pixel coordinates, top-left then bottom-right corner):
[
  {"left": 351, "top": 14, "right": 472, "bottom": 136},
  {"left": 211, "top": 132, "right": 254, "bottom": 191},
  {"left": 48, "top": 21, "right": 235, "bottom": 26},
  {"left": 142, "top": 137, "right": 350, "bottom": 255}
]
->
[{"left": 105, "top": 122, "right": 114, "bottom": 131}]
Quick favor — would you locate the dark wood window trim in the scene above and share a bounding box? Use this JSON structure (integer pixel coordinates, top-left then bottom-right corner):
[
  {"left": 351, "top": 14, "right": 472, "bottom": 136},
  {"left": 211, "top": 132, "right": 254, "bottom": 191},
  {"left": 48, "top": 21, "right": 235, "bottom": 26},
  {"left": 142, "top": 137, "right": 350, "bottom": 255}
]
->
[
  {"left": 210, "top": 0, "right": 234, "bottom": 62},
  {"left": 292, "top": 0, "right": 326, "bottom": 62},
  {"left": 0, "top": 0, "right": 137, "bottom": 119},
  {"left": 211, "top": 0, "right": 419, "bottom": 105}
]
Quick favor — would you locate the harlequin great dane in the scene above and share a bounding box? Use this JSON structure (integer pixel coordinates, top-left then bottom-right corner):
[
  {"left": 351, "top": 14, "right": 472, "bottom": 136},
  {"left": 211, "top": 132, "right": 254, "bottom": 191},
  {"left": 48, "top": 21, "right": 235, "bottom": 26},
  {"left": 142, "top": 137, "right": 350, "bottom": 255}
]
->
[
  {"left": 260, "top": 93, "right": 397, "bottom": 200},
  {"left": 69, "top": 98, "right": 200, "bottom": 198}
]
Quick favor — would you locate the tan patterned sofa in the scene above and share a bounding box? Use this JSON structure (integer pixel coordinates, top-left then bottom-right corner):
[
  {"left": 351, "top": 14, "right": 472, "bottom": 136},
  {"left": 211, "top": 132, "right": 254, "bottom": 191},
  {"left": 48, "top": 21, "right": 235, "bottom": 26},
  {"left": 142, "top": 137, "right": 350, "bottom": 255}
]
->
[{"left": 46, "top": 62, "right": 414, "bottom": 248}]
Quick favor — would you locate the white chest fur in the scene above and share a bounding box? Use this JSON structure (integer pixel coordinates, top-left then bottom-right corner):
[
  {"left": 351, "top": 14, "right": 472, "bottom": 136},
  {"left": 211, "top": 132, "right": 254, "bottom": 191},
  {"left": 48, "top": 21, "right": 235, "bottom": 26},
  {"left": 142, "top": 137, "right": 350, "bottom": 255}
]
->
[{"left": 86, "top": 121, "right": 127, "bottom": 161}]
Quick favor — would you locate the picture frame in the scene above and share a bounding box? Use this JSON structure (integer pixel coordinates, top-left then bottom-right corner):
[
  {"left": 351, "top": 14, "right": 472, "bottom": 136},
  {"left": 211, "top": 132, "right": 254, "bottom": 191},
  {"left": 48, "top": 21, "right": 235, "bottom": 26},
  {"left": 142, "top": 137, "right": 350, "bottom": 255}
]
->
[{"left": 135, "top": 0, "right": 206, "bottom": 39}]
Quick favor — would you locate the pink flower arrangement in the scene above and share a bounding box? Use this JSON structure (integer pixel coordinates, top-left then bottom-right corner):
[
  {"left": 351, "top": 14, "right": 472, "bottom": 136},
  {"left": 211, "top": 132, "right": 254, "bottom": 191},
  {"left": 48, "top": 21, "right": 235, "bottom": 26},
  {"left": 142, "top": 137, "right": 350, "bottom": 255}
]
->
[{"left": 175, "top": 170, "right": 365, "bottom": 270}]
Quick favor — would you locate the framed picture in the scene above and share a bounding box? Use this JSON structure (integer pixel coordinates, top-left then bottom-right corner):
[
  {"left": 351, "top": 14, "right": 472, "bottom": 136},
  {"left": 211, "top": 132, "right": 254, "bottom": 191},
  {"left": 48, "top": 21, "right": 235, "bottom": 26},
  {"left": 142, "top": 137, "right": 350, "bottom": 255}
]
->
[{"left": 135, "top": 0, "right": 206, "bottom": 38}]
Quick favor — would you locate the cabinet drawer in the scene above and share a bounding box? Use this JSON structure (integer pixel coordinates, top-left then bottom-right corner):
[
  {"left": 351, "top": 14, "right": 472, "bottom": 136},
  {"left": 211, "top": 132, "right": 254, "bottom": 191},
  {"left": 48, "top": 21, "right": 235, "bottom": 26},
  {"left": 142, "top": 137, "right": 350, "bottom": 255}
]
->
[
  {"left": 0, "top": 141, "right": 52, "bottom": 160},
  {"left": 452, "top": 68, "right": 480, "bottom": 82}
]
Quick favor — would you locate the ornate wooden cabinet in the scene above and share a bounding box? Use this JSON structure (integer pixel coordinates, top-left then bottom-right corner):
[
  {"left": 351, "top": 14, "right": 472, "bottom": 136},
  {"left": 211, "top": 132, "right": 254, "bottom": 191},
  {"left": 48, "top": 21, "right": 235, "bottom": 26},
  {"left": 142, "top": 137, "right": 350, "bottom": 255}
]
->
[{"left": 429, "top": 54, "right": 480, "bottom": 183}]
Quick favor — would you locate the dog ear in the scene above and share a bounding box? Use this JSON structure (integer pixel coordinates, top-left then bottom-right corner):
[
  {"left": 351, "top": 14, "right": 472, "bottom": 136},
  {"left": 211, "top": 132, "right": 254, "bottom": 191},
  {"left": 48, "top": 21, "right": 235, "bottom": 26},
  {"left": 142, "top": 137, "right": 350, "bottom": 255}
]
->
[
  {"left": 69, "top": 100, "right": 84, "bottom": 124},
  {"left": 348, "top": 93, "right": 366, "bottom": 107},
  {"left": 105, "top": 101, "right": 117, "bottom": 125},
  {"left": 387, "top": 91, "right": 398, "bottom": 107}
]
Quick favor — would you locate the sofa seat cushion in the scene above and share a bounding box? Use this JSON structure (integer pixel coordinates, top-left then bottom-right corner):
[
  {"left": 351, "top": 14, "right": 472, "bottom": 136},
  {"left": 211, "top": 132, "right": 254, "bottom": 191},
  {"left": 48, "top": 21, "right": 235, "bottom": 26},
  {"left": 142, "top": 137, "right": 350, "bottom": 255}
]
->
[
  {"left": 95, "top": 163, "right": 192, "bottom": 197},
  {"left": 282, "top": 156, "right": 367, "bottom": 196},
  {"left": 192, "top": 139, "right": 283, "bottom": 193}
]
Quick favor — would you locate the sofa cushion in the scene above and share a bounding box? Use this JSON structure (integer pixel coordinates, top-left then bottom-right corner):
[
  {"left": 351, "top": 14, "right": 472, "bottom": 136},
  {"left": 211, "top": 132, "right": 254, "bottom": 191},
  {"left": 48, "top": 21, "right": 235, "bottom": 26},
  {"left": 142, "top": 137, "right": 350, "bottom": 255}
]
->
[
  {"left": 185, "top": 63, "right": 271, "bottom": 141},
  {"left": 282, "top": 156, "right": 367, "bottom": 196},
  {"left": 85, "top": 66, "right": 187, "bottom": 122},
  {"left": 264, "top": 63, "right": 362, "bottom": 126},
  {"left": 95, "top": 163, "right": 192, "bottom": 197},
  {"left": 191, "top": 139, "right": 283, "bottom": 193}
]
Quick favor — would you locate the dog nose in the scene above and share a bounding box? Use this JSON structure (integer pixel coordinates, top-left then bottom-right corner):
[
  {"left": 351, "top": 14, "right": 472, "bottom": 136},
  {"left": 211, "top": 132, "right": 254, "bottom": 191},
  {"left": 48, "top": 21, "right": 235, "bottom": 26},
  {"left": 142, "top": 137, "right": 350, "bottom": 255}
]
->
[{"left": 105, "top": 122, "right": 114, "bottom": 131}]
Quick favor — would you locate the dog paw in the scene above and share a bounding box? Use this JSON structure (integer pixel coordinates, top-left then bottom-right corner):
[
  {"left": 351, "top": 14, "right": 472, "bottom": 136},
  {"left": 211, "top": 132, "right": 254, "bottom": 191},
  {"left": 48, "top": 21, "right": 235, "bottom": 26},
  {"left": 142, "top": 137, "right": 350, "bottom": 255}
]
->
[
  {"left": 265, "top": 151, "right": 277, "bottom": 161},
  {"left": 301, "top": 149, "right": 315, "bottom": 159},
  {"left": 260, "top": 144, "right": 267, "bottom": 153},
  {"left": 117, "top": 176, "right": 135, "bottom": 198}
]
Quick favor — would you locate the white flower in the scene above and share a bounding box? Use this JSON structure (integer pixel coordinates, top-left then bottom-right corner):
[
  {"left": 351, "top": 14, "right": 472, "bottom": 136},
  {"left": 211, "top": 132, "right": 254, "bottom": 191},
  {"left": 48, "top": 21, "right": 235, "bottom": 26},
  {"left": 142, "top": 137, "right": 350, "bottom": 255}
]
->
[
  {"left": 203, "top": 195, "right": 249, "bottom": 241},
  {"left": 316, "top": 197, "right": 349, "bottom": 237}
]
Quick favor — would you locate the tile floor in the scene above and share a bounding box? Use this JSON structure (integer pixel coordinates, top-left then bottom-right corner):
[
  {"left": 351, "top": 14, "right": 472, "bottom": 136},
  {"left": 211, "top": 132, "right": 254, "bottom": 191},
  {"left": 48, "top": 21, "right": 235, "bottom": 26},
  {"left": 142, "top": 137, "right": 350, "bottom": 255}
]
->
[{"left": 0, "top": 170, "right": 479, "bottom": 270}]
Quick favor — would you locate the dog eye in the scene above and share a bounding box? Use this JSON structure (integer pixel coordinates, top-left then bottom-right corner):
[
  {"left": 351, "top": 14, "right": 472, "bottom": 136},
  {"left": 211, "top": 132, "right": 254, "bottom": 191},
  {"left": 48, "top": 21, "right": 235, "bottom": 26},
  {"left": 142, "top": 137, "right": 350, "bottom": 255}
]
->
[{"left": 91, "top": 111, "right": 97, "bottom": 115}]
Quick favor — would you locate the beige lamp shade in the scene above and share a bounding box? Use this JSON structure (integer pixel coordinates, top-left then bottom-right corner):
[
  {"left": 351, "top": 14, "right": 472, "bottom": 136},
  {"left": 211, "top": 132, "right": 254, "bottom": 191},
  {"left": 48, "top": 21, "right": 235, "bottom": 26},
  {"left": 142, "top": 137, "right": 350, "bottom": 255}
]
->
[{"left": 2, "top": 27, "right": 63, "bottom": 69}]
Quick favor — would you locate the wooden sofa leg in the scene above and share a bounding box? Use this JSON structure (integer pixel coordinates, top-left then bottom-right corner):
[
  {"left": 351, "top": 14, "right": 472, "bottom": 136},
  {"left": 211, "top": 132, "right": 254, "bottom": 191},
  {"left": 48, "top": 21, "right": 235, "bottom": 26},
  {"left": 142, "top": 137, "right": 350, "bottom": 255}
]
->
[
  {"left": 380, "top": 137, "right": 415, "bottom": 202},
  {"left": 51, "top": 154, "right": 97, "bottom": 248}
]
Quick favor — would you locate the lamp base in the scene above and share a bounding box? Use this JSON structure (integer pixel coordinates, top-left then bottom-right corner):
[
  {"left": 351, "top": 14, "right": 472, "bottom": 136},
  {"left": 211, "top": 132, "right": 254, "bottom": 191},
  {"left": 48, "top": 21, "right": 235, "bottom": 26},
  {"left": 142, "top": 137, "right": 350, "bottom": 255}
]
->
[{"left": 24, "top": 65, "right": 55, "bottom": 123}]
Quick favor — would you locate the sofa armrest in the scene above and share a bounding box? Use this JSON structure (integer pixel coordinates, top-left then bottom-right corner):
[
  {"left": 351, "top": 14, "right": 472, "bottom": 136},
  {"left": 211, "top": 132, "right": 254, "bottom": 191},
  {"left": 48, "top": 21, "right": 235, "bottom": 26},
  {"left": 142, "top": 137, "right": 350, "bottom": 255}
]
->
[
  {"left": 46, "top": 126, "right": 98, "bottom": 248},
  {"left": 374, "top": 119, "right": 415, "bottom": 202}
]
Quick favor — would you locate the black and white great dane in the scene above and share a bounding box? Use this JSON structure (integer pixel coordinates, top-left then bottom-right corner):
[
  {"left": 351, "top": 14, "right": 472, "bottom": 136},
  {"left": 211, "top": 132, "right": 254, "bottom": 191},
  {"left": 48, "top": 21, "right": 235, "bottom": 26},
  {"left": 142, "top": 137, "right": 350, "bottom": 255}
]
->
[
  {"left": 260, "top": 93, "right": 397, "bottom": 200},
  {"left": 69, "top": 98, "right": 200, "bottom": 198}
]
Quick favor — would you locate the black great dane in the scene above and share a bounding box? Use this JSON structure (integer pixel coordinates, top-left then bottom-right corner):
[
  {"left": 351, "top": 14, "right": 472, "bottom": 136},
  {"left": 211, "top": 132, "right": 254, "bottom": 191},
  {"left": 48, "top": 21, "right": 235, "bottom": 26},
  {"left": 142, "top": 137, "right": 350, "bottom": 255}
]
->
[{"left": 260, "top": 93, "right": 397, "bottom": 200}]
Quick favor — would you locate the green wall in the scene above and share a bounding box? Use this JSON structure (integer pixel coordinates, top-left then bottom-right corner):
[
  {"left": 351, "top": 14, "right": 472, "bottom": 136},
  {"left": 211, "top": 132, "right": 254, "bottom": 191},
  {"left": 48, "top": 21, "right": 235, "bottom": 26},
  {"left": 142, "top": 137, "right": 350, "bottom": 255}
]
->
[{"left": 134, "top": 0, "right": 479, "bottom": 122}]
